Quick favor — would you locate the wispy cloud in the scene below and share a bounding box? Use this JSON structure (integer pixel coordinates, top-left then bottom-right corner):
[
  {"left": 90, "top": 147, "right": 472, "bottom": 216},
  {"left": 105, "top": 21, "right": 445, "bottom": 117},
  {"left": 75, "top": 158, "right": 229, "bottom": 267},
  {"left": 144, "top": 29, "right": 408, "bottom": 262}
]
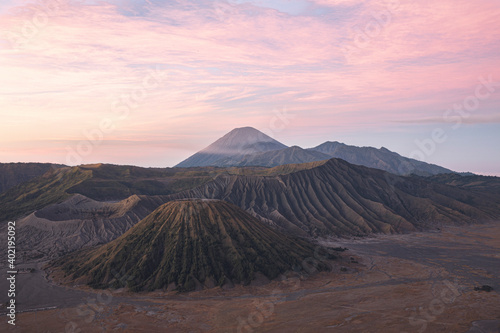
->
[
  {"left": 0, "top": 0, "right": 499, "bottom": 169},
  {"left": 395, "top": 115, "right": 500, "bottom": 125}
]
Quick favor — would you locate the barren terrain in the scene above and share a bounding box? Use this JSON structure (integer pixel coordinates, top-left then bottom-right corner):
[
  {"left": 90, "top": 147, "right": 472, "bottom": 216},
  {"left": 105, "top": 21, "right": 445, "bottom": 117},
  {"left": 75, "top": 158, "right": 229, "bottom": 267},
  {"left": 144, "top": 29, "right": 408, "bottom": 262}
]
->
[{"left": 1, "top": 222, "right": 499, "bottom": 332}]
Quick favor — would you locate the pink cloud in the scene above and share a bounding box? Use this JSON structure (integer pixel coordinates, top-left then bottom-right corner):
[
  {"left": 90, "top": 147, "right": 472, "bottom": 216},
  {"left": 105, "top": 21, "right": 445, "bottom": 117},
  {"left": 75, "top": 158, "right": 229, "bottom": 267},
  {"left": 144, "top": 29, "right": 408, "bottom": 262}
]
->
[{"left": 0, "top": 0, "right": 498, "bottom": 167}]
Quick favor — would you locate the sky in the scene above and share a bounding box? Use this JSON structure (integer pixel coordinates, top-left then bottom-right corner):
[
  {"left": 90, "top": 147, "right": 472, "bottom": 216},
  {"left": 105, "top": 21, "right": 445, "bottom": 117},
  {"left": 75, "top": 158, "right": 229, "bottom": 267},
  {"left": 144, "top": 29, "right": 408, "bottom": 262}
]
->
[{"left": 0, "top": 0, "right": 499, "bottom": 175}]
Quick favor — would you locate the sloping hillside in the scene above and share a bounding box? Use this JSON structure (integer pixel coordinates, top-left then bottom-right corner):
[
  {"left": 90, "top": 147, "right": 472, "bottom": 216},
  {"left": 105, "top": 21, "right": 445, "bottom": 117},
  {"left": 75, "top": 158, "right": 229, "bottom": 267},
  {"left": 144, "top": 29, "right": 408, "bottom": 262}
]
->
[
  {"left": 220, "top": 146, "right": 331, "bottom": 167},
  {"left": 422, "top": 173, "right": 500, "bottom": 195},
  {"left": 0, "top": 162, "right": 65, "bottom": 194},
  {"left": 0, "top": 164, "right": 223, "bottom": 222},
  {"left": 169, "top": 159, "right": 500, "bottom": 237},
  {"left": 0, "top": 167, "right": 92, "bottom": 223},
  {"left": 5, "top": 159, "right": 499, "bottom": 263},
  {"left": 0, "top": 162, "right": 329, "bottom": 223},
  {"left": 15, "top": 194, "right": 166, "bottom": 259},
  {"left": 52, "top": 200, "right": 330, "bottom": 291}
]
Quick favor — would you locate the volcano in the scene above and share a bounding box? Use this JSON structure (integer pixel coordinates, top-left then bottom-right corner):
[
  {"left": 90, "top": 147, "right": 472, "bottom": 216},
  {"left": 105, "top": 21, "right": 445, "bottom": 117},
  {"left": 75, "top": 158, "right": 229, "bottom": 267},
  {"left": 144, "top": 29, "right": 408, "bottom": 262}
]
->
[
  {"left": 54, "top": 199, "right": 330, "bottom": 291},
  {"left": 175, "top": 127, "right": 287, "bottom": 167}
]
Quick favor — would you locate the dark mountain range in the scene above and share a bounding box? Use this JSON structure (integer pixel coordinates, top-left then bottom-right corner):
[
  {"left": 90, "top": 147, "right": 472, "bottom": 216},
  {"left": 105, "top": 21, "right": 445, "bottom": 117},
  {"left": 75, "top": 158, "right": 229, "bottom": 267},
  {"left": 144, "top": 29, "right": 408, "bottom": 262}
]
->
[
  {"left": 0, "top": 162, "right": 65, "bottom": 194},
  {"left": 52, "top": 199, "right": 329, "bottom": 291},
  {"left": 1, "top": 162, "right": 331, "bottom": 262},
  {"left": 3, "top": 160, "right": 499, "bottom": 263},
  {"left": 0, "top": 166, "right": 92, "bottom": 223},
  {"left": 175, "top": 127, "right": 287, "bottom": 167},
  {"left": 0, "top": 163, "right": 221, "bottom": 223},
  {"left": 219, "top": 146, "right": 331, "bottom": 168},
  {"left": 169, "top": 159, "right": 500, "bottom": 237},
  {"left": 422, "top": 173, "right": 500, "bottom": 195},
  {"left": 0, "top": 162, "right": 328, "bottom": 223},
  {"left": 174, "top": 127, "right": 453, "bottom": 175},
  {"left": 308, "top": 141, "right": 453, "bottom": 176}
]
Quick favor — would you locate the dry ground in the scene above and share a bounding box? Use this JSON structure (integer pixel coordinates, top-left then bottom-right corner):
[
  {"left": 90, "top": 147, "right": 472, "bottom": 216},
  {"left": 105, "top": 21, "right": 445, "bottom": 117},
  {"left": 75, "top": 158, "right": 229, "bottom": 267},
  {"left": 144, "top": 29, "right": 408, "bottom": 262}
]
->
[{"left": 1, "top": 222, "right": 500, "bottom": 332}]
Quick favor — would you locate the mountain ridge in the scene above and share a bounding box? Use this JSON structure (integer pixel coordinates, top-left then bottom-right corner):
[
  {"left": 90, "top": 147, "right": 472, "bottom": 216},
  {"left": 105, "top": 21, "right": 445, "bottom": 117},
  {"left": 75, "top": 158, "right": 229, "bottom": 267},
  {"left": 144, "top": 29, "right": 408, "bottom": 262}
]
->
[
  {"left": 3, "top": 159, "right": 499, "bottom": 262},
  {"left": 218, "top": 146, "right": 332, "bottom": 168},
  {"left": 168, "top": 158, "right": 500, "bottom": 237},
  {"left": 308, "top": 141, "right": 453, "bottom": 176},
  {"left": 14, "top": 193, "right": 166, "bottom": 259},
  {"left": 174, "top": 127, "right": 454, "bottom": 175},
  {"left": 0, "top": 162, "right": 66, "bottom": 194}
]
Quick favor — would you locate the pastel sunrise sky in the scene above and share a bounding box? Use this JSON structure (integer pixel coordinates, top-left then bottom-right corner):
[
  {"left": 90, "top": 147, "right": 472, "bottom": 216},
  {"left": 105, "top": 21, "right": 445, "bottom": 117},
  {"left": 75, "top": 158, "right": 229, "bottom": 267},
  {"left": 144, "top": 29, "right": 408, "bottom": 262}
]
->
[{"left": 1, "top": 0, "right": 499, "bottom": 174}]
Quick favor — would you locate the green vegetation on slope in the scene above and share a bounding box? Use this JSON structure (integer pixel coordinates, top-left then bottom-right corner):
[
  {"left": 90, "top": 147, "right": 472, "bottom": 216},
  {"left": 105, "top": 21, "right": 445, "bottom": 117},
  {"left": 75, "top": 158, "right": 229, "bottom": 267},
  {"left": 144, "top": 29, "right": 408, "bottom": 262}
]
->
[
  {"left": 65, "top": 164, "right": 218, "bottom": 201},
  {"left": 54, "top": 200, "right": 332, "bottom": 292},
  {"left": 0, "top": 162, "right": 65, "bottom": 194},
  {"left": 1, "top": 161, "right": 331, "bottom": 222},
  {"left": 0, "top": 167, "right": 92, "bottom": 222},
  {"left": 66, "top": 163, "right": 324, "bottom": 201}
]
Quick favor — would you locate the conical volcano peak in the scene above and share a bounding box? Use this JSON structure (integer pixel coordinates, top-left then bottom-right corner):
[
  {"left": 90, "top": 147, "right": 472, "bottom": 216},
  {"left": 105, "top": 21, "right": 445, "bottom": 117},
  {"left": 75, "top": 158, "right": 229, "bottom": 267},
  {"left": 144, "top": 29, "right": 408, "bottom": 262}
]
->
[
  {"left": 175, "top": 127, "right": 287, "bottom": 167},
  {"left": 228, "top": 126, "right": 261, "bottom": 133},
  {"left": 54, "top": 199, "right": 328, "bottom": 292},
  {"left": 206, "top": 127, "right": 284, "bottom": 153}
]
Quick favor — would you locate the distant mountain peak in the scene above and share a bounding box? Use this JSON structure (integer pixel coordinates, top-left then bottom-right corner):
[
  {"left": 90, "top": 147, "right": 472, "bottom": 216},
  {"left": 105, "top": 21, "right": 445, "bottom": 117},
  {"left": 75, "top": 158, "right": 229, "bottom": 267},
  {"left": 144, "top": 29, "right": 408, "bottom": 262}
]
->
[
  {"left": 322, "top": 141, "right": 343, "bottom": 145},
  {"left": 175, "top": 127, "right": 287, "bottom": 167},
  {"left": 309, "top": 141, "right": 453, "bottom": 176},
  {"left": 175, "top": 127, "right": 453, "bottom": 175},
  {"left": 207, "top": 126, "right": 279, "bottom": 151},
  {"left": 231, "top": 126, "right": 260, "bottom": 132}
]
